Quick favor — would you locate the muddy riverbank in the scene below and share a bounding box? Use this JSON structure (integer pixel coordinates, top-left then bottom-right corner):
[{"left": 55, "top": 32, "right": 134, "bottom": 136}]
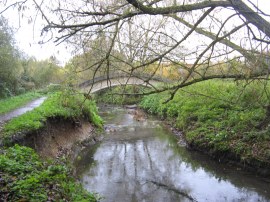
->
[{"left": 8, "top": 117, "right": 101, "bottom": 159}]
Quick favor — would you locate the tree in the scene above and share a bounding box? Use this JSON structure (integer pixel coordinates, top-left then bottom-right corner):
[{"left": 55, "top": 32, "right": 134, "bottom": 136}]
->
[
  {"left": 24, "top": 57, "right": 64, "bottom": 88},
  {"left": 0, "top": 16, "right": 21, "bottom": 97},
  {"left": 2, "top": 0, "right": 270, "bottom": 99}
]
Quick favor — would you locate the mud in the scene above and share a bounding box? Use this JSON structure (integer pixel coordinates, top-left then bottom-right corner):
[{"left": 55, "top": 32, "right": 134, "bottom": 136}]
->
[{"left": 14, "top": 118, "right": 100, "bottom": 159}]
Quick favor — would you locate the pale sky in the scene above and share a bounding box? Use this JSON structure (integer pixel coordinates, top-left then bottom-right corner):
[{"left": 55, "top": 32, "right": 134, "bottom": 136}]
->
[
  {"left": 5, "top": 10, "right": 72, "bottom": 66},
  {"left": 3, "top": 1, "right": 73, "bottom": 66},
  {"left": 2, "top": 0, "right": 270, "bottom": 66}
]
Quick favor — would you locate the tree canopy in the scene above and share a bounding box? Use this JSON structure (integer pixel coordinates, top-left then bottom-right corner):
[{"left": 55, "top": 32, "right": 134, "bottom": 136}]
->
[
  {"left": 0, "top": 16, "right": 64, "bottom": 98},
  {"left": 0, "top": 16, "right": 21, "bottom": 97},
  {"left": 1, "top": 0, "right": 270, "bottom": 98}
]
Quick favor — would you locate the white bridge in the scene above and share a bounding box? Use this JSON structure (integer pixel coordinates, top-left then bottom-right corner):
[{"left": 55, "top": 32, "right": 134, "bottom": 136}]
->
[{"left": 79, "top": 73, "right": 170, "bottom": 93}]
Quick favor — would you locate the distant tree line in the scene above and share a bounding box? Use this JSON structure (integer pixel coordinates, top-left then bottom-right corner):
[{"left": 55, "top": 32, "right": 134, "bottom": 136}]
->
[{"left": 0, "top": 16, "right": 64, "bottom": 98}]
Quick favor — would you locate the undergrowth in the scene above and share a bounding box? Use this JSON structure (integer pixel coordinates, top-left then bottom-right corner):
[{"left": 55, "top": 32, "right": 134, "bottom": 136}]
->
[
  {"left": 140, "top": 80, "right": 270, "bottom": 167},
  {"left": 0, "top": 144, "right": 98, "bottom": 201},
  {"left": 95, "top": 85, "right": 149, "bottom": 105},
  {"left": 0, "top": 91, "right": 42, "bottom": 115},
  {"left": 2, "top": 90, "right": 103, "bottom": 143}
]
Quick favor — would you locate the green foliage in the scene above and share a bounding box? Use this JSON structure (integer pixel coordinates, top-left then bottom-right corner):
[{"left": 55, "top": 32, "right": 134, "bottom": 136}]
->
[
  {"left": 0, "top": 16, "right": 65, "bottom": 98},
  {"left": 140, "top": 80, "right": 270, "bottom": 164},
  {"left": 22, "top": 57, "right": 65, "bottom": 88},
  {"left": 0, "top": 91, "right": 42, "bottom": 114},
  {"left": 0, "top": 145, "right": 98, "bottom": 201},
  {"left": 95, "top": 85, "right": 149, "bottom": 105},
  {"left": 45, "top": 83, "right": 62, "bottom": 93},
  {"left": 0, "top": 17, "right": 21, "bottom": 98},
  {"left": 2, "top": 91, "right": 103, "bottom": 142}
]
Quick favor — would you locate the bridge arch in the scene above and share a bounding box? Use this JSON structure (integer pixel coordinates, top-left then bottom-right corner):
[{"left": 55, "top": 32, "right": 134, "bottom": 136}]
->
[{"left": 79, "top": 73, "right": 169, "bottom": 93}]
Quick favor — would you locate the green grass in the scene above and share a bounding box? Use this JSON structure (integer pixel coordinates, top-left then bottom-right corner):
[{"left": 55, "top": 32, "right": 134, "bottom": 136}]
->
[
  {"left": 0, "top": 92, "right": 43, "bottom": 114},
  {"left": 140, "top": 80, "right": 270, "bottom": 167},
  {"left": 2, "top": 90, "right": 103, "bottom": 143},
  {"left": 0, "top": 144, "right": 98, "bottom": 201}
]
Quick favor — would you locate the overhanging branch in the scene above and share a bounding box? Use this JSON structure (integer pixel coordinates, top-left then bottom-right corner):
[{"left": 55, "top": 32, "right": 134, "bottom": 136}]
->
[{"left": 125, "top": 0, "right": 231, "bottom": 14}]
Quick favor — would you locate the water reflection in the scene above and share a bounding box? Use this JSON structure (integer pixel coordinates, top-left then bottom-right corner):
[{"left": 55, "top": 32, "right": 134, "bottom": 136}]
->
[{"left": 76, "top": 106, "right": 270, "bottom": 202}]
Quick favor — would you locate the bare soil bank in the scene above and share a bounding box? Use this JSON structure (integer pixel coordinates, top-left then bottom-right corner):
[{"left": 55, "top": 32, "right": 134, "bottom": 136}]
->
[{"left": 11, "top": 118, "right": 101, "bottom": 159}]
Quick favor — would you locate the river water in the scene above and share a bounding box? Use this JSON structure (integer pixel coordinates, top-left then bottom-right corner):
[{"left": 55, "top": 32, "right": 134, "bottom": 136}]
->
[{"left": 75, "top": 106, "right": 270, "bottom": 202}]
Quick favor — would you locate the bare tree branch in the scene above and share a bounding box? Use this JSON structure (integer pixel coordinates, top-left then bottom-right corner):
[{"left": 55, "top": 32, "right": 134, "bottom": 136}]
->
[{"left": 125, "top": 0, "right": 270, "bottom": 38}]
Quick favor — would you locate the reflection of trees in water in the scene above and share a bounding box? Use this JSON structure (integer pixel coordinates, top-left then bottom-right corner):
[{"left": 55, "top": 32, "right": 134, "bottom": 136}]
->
[
  {"left": 156, "top": 130, "right": 270, "bottom": 199},
  {"left": 99, "top": 139, "right": 194, "bottom": 201},
  {"left": 76, "top": 107, "right": 270, "bottom": 201},
  {"left": 77, "top": 130, "right": 269, "bottom": 201},
  {"left": 123, "top": 143, "right": 127, "bottom": 177},
  {"left": 79, "top": 135, "right": 269, "bottom": 201},
  {"left": 143, "top": 141, "right": 153, "bottom": 171},
  {"left": 108, "top": 144, "right": 118, "bottom": 177},
  {"left": 74, "top": 142, "right": 101, "bottom": 176}
]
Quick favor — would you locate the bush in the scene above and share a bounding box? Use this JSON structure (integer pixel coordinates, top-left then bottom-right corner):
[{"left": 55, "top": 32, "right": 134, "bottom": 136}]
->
[{"left": 46, "top": 83, "right": 62, "bottom": 93}]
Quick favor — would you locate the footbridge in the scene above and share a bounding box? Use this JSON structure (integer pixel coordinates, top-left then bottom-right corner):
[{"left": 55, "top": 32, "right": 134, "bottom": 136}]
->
[{"left": 79, "top": 73, "right": 171, "bottom": 93}]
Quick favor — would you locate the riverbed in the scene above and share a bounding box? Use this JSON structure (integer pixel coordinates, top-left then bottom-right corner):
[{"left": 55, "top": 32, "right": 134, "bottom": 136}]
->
[{"left": 75, "top": 106, "right": 270, "bottom": 202}]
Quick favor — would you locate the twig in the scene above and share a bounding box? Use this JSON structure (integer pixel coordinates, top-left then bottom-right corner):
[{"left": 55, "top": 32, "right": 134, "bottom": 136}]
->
[{"left": 146, "top": 180, "right": 198, "bottom": 202}]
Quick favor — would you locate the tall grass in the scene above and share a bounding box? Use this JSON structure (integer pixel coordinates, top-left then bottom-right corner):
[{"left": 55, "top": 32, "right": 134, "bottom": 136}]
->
[{"left": 0, "top": 89, "right": 102, "bottom": 201}]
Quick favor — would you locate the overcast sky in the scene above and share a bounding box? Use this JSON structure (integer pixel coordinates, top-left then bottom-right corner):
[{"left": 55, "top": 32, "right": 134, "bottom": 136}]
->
[
  {"left": 5, "top": 11, "right": 71, "bottom": 65},
  {"left": 2, "top": 0, "right": 270, "bottom": 66},
  {"left": 3, "top": 1, "right": 72, "bottom": 66}
]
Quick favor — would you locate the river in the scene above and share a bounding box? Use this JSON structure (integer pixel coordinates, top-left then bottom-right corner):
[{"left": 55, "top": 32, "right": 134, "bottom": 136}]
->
[{"left": 75, "top": 106, "right": 270, "bottom": 202}]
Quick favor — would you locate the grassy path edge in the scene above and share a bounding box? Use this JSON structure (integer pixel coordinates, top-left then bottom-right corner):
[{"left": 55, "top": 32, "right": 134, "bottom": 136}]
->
[{"left": 0, "top": 92, "right": 43, "bottom": 115}]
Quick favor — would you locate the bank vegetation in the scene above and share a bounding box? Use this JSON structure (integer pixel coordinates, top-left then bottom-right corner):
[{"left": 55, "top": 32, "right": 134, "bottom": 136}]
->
[
  {"left": 140, "top": 80, "right": 270, "bottom": 175},
  {"left": 0, "top": 90, "right": 102, "bottom": 201}
]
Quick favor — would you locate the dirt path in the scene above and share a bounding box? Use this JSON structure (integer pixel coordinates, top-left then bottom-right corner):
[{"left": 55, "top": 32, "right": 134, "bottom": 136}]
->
[{"left": 0, "top": 97, "right": 47, "bottom": 122}]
